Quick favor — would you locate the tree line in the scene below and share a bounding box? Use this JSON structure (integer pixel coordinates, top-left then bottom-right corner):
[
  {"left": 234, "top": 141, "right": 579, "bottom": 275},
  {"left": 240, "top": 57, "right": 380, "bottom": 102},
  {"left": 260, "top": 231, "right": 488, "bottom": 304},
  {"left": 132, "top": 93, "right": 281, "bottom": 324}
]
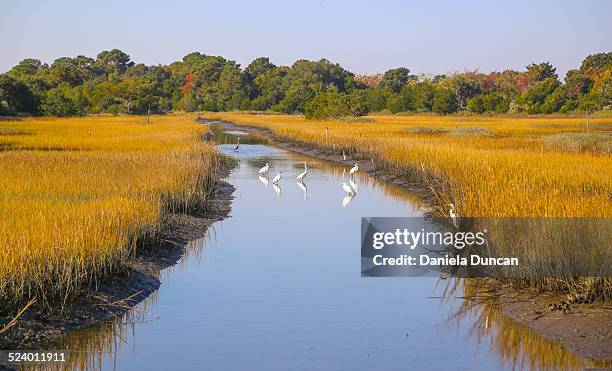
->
[{"left": 0, "top": 49, "right": 610, "bottom": 119}]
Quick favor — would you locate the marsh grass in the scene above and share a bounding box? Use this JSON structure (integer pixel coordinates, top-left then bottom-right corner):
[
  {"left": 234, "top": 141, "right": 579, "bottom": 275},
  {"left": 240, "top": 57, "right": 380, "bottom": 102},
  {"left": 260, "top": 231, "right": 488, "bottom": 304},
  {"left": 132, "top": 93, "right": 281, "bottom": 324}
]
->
[
  {"left": 448, "top": 126, "right": 494, "bottom": 137},
  {"left": 206, "top": 112, "right": 612, "bottom": 299},
  {"left": 340, "top": 116, "right": 375, "bottom": 123},
  {"left": 405, "top": 126, "right": 447, "bottom": 134},
  {"left": 541, "top": 133, "right": 612, "bottom": 154},
  {"left": 0, "top": 114, "right": 220, "bottom": 311}
]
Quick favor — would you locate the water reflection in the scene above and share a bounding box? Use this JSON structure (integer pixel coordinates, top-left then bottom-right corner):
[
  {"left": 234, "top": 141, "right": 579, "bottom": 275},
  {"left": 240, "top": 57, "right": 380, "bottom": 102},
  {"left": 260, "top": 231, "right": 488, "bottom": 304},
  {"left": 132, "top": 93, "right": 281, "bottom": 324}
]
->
[
  {"left": 445, "top": 279, "right": 612, "bottom": 371},
  {"left": 296, "top": 181, "right": 308, "bottom": 200},
  {"left": 342, "top": 194, "right": 355, "bottom": 208},
  {"left": 258, "top": 175, "right": 269, "bottom": 187},
  {"left": 272, "top": 182, "right": 281, "bottom": 197}
]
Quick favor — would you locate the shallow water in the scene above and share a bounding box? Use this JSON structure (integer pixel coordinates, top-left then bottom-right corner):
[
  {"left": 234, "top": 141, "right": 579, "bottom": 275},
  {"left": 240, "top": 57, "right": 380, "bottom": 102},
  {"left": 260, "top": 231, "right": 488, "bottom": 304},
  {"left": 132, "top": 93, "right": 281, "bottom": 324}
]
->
[{"left": 47, "top": 125, "right": 593, "bottom": 371}]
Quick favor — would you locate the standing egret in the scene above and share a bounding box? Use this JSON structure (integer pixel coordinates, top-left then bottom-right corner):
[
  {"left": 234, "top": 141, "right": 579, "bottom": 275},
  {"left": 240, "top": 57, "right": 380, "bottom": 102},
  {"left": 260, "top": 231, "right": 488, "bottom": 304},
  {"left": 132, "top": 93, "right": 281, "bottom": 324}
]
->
[
  {"left": 259, "top": 162, "right": 270, "bottom": 176},
  {"left": 233, "top": 137, "right": 240, "bottom": 151},
  {"left": 258, "top": 175, "right": 269, "bottom": 187},
  {"left": 272, "top": 171, "right": 282, "bottom": 184},
  {"left": 296, "top": 162, "right": 308, "bottom": 182},
  {"left": 342, "top": 150, "right": 347, "bottom": 161},
  {"left": 449, "top": 203, "right": 459, "bottom": 228},
  {"left": 349, "top": 163, "right": 359, "bottom": 177},
  {"left": 349, "top": 178, "right": 358, "bottom": 193},
  {"left": 342, "top": 182, "right": 356, "bottom": 195}
]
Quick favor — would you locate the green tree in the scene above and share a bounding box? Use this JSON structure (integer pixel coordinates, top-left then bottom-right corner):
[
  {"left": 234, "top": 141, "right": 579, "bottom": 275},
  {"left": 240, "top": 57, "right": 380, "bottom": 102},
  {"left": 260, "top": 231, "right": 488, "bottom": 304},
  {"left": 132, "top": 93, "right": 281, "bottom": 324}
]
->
[
  {"left": 41, "top": 84, "right": 80, "bottom": 116},
  {"left": 304, "top": 91, "right": 350, "bottom": 119},
  {"left": 526, "top": 62, "right": 558, "bottom": 82},
  {"left": 467, "top": 95, "right": 485, "bottom": 113},
  {"left": 366, "top": 87, "right": 390, "bottom": 112},
  {"left": 379, "top": 67, "right": 410, "bottom": 93},
  {"left": 452, "top": 75, "right": 482, "bottom": 109},
  {"left": 8, "top": 59, "right": 47, "bottom": 78},
  {"left": 245, "top": 57, "right": 275, "bottom": 82},
  {"left": 432, "top": 87, "right": 458, "bottom": 114},
  {"left": 217, "top": 62, "right": 249, "bottom": 110},
  {"left": 386, "top": 83, "right": 416, "bottom": 113},
  {"left": 346, "top": 90, "right": 369, "bottom": 116},
  {"left": 580, "top": 52, "right": 612, "bottom": 73},
  {"left": 517, "top": 77, "right": 560, "bottom": 113},
  {"left": 0, "top": 74, "right": 38, "bottom": 115},
  {"left": 95, "top": 49, "right": 133, "bottom": 74},
  {"left": 414, "top": 82, "right": 436, "bottom": 111}
]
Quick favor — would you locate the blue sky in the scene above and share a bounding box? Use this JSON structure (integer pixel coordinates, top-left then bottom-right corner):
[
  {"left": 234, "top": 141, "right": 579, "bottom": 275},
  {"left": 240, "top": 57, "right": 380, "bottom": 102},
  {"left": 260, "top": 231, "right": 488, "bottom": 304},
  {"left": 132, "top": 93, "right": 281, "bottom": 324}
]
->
[{"left": 1, "top": 0, "right": 610, "bottom": 78}]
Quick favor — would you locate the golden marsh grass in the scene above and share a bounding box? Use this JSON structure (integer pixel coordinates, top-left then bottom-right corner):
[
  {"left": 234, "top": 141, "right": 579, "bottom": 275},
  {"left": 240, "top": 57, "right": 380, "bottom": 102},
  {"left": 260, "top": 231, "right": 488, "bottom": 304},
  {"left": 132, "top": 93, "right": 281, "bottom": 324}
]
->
[{"left": 0, "top": 114, "right": 219, "bottom": 308}]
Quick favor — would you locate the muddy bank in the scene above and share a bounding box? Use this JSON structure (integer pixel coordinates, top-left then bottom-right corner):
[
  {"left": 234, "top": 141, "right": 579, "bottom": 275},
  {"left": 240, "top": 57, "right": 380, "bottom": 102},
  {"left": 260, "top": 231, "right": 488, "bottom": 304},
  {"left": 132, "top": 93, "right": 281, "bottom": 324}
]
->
[
  {"left": 498, "top": 291, "right": 612, "bottom": 360},
  {"left": 0, "top": 169, "right": 235, "bottom": 351},
  {"left": 200, "top": 117, "right": 612, "bottom": 362}
]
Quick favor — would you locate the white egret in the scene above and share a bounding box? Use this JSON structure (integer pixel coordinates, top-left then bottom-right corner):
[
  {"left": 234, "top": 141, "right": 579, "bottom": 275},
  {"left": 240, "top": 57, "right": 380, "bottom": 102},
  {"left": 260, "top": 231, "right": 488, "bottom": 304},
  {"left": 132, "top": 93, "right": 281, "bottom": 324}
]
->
[
  {"left": 349, "top": 163, "right": 359, "bottom": 177},
  {"left": 449, "top": 203, "right": 459, "bottom": 228},
  {"left": 296, "top": 162, "right": 308, "bottom": 182},
  {"left": 258, "top": 162, "right": 270, "bottom": 175},
  {"left": 258, "top": 175, "right": 269, "bottom": 187},
  {"left": 349, "top": 178, "right": 358, "bottom": 193},
  {"left": 342, "top": 194, "right": 355, "bottom": 208},
  {"left": 296, "top": 180, "right": 308, "bottom": 200},
  {"left": 272, "top": 183, "right": 282, "bottom": 196},
  {"left": 272, "top": 171, "right": 282, "bottom": 184},
  {"left": 342, "top": 150, "right": 347, "bottom": 161},
  {"left": 233, "top": 137, "right": 240, "bottom": 151},
  {"left": 342, "top": 182, "right": 355, "bottom": 195}
]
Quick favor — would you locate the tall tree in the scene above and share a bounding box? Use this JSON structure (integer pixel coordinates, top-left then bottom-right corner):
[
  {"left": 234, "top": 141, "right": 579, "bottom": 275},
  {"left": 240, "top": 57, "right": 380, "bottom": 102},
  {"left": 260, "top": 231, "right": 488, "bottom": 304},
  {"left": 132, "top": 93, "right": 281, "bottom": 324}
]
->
[{"left": 379, "top": 67, "right": 410, "bottom": 93}]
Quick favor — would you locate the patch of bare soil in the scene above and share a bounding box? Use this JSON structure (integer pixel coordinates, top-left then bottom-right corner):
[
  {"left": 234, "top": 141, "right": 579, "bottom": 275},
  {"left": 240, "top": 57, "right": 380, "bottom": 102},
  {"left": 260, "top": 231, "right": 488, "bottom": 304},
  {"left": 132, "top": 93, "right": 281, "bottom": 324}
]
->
[{"left": 499, "top": 292, "right": 612, "bottom": 360}]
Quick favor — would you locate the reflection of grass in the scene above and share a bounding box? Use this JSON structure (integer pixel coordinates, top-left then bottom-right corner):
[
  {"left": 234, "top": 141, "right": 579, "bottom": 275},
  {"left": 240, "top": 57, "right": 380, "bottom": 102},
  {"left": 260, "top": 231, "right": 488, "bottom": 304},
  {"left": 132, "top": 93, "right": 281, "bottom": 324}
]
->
[
  {"left": 447, "top": 279, "right": 612, "bottom": 371},
  {"left": 207, "top": 112, "right": 612, "bottom": 299},
  {"left": 0, "top": 115, "right": 221, "bottom": 310}
]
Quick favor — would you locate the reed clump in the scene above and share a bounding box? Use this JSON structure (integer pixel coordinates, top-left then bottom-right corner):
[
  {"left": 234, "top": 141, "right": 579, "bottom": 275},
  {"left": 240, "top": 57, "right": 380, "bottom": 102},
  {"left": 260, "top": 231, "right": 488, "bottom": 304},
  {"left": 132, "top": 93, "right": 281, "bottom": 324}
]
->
[
  {"left": 0, "top": 114, "right": 220, "bottom": 310},
  {"left": 541, "top": 132, "right": 611, "bottom": 154}
]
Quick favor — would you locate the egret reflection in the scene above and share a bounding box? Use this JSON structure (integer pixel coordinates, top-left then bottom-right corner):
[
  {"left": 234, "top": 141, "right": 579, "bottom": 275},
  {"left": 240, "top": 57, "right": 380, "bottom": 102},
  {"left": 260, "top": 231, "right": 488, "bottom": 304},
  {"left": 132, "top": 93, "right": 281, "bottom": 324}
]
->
[
  {"left": 258, "top": 175, "right": 269, "bottom": 187},
  {"left": 349, "top": 178, "right": 358, "bottom": 193},
  {"left": 342, "top": 182, "right": 356, "bottom": 196},
  {"left": 272, "top": 182, "right": 282, "bottom": 196},
  {"left": 296, "top": 181, "right": 308, "bottom": 200},
  {"left": 342, "top": 194, "right": 355, "bottom": 207}
]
